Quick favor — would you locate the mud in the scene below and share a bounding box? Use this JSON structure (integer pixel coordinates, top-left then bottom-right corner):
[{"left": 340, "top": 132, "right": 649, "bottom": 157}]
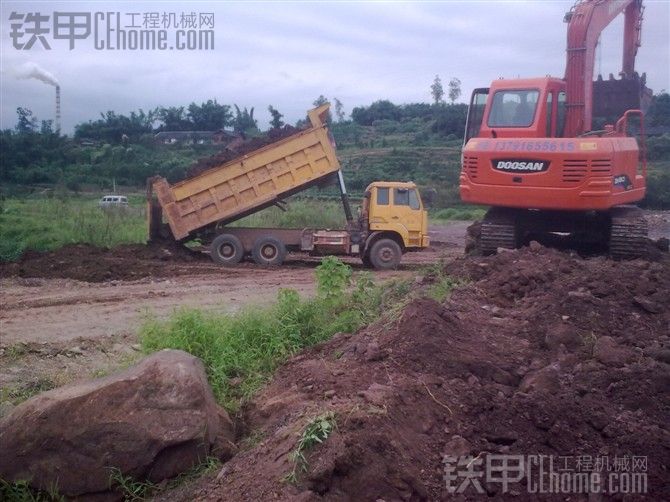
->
[
  {"left": 163, "top": 246, "right": 669, "bottom": 501},
  {"left": 187, "top": 125, "right": 304, "bottom": 178},
  {"left": 0, "top": 239, "right": 208, "bottom": 283}
]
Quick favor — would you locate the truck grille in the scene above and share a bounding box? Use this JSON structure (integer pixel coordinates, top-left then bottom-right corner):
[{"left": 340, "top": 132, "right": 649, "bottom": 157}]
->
[{"left": 463, "top": 155, "right": 478, "bottom": 179}]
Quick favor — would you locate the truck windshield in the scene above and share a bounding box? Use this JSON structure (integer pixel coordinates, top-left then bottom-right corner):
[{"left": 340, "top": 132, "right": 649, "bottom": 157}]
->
[{"left": 488, "top": 89, "right": 539, "bottom": 127}]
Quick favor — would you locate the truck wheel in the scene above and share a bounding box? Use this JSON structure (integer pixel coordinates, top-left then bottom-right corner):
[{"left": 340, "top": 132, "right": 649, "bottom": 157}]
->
[
  {"left": 369, "top": 238, "right": 402, "bottom": 270},
  {"left": 252, "top": 236, "right": 286, "bottom": 266},
  {"left": 211, "top": 234, "right": 244, "bottom": 266}
]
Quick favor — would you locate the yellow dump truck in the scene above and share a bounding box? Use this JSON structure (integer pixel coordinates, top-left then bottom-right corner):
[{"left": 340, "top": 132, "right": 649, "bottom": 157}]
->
[{"left": 148, "top": 104, "right": 430, "bottom": 269}]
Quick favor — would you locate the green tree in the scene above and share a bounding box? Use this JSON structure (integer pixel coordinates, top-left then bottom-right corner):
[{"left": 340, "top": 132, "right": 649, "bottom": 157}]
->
[
  {"left": 334, "top": 98, "right": 346, "bottom": 122},
  {"left": 232, "top": 105, "right": 259, "bottom": 135},
  {"left": 431, "top": 75, "right": 444, "bottom": 105},
  {"left": 187, "top": 99, "right": 232, "bottom": 130},
  {"left": 268, "top": 105, "right": 284, "bottom": 129},
  {"left": 448, "top": 77, "right": 462, "bottom": 104},
  {"left": 648, "top": 92, "right": 670, "bottom": 127},
  {"left": 157, "top": 106, "right": 190, "bottom": 131},
  {"left": 16, "top": 107, "right": 37, "bottom": 134}
]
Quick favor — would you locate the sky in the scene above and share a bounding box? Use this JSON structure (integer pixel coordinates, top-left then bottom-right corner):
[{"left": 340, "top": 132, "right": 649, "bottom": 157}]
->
[{"left": 1, "top": 0, "right": 669, "bottom": 133}]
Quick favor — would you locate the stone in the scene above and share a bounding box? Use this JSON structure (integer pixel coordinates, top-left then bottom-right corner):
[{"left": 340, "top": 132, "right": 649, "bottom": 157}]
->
[
  {"left": 518, "top": 364, "right": 561, "bottom": 394},
  {"left": 0, "top": 349, "right": 235, "bottom": 498},
  {"left": 443, "top": 435, "right": 471, "bottom": 457},
  {"left": 544, "top": 322, "right": 583, "bottom": 351},
  {"left": 529, "top": 240, "right": 542, "bottom": 252},
  {"left": 593, "top": 336, "right": 636, "bottom": 367},
  {"left": 632, "top": 296, "right": 661, "bottom": 314},
  {"left": 364, "top": 341, "right": 384, "bottom": 362}
]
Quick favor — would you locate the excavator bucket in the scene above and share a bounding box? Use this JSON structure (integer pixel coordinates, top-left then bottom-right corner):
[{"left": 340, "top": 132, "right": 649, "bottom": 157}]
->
[{"left": 593, "top": 73, "right": 653, "bottom": 121}]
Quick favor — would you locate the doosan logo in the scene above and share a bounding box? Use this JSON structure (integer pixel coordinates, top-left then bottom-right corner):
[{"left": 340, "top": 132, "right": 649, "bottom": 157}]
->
[{"left": 493, "top": 159, "right": 550, "bottom": 173}]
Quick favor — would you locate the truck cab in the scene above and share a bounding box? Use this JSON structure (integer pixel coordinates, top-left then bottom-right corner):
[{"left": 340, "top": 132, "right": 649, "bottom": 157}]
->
[{"left": 360, "top": 181, "right": 430, "bottom": 269}]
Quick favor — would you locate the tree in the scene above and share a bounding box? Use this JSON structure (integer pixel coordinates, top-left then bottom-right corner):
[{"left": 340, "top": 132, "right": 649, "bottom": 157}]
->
[
  {"left": 448, "top": 77, "right": 462, "bottom": 104},
  {"left": 334, "top": 98, "right": 346, "bottom": 122},
  {"left": 431, "top": 75, "right": 444, "bottom": 105},
  {"left": 648, "top": 92, "right": 670, "bottom": 127},
  {"left": 312, "top": 95, "right": 332, "bottom": 123},
  {"left": 157, "top": 106, "right": 189, "bottom": 131},
  {"left": 232, "top": 105, "right": 259, "bottom": 135},
  {"left": 268, "top": 105, "right": 284, "bottom": 129},
  {"left": 16, "top": 107, "right": 37, "bottom": 134},
  {"left": 187, "top": 100, "right": 232, "bottom": 130},
  {"left": 351, "top": 100, "right": 401, "bottom": 125}
]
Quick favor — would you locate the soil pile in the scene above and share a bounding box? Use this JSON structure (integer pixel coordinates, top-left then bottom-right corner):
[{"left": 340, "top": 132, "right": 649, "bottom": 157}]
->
[
  {"left": 167, "top": 246, "right": 669, "bottom": 501},
  {"left": 187, "top": 126, "right": 303, "bottom": 178},
  {"left": 0, "top": 238, "right": 210, "bottom": 282}
]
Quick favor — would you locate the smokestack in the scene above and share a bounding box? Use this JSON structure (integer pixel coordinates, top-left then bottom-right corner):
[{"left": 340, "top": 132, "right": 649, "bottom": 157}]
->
[
  {"left": 55, "top": 86, "right": 61, "bottom": 133},
  {"left": 14, "top": 62, "right": 60, "bottom": 132}
]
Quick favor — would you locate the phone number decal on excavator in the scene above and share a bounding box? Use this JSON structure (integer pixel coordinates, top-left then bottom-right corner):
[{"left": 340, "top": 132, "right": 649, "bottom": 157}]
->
[{"left": 469, "top": 140, "right": 577, "bottom": 152}]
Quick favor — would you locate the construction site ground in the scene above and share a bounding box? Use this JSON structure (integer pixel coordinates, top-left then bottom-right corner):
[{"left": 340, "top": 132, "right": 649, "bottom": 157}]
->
[{"left": 0, "top": 214, "right": 668, "bottom": 499}]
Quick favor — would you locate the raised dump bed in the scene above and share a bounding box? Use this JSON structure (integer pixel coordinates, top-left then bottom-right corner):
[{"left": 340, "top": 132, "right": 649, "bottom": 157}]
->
[{"left": 149, "top": 104, "right": 339, "bottom": 241}]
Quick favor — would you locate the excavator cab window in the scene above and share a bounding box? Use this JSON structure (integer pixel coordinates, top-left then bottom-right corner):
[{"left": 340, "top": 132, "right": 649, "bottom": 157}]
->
[
  {"left": 545, "top": 92, "right": 554, "bottom": 136},
  {"left": 488, "top": 89, "right": 539, "bottom": 127},
  {"left": 556, "top": 91, "right": 567, "bottom": 137},
  {"left": 465, "top": 88, "right": 489, "bottom": 144}
]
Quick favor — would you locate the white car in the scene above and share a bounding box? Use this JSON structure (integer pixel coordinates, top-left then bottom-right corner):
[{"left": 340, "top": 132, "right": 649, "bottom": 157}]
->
[{"left": 99, "top": 195, "right": 129, "bottom": 207}]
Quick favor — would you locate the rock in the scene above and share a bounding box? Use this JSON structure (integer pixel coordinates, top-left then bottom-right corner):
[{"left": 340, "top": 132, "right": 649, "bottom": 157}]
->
[
  {"left": 358, "top": 383, "right": 392, "bottom": 406},
  {"left": 68, "top": 346, "right": 84, "bottom": 355},
  {"left": 0, "top": 349, "right": 235, "bottom": 498},
  {"left": 518, "top": 364, "right": 561, "bottom": 394},
  {"left": 544, "top": 322, "right": 583, "bottom": 351},
  {"left": 529, "top": 240, "right": 542, "bottom": 252},
  {"left": 324, "top": 389, "right": 336, "bottom": 399},
  {"left": 364, "top": 341, "right": 384, "bottom": 362},
  {"left": 593, "top": 336, "right": 636, "bottom": 367},
  {"left": 443, "top": 435, "right": 471, "bottom": 457},
  {"left": 633, "top": 296, "right": 661, "bottom": 314}
]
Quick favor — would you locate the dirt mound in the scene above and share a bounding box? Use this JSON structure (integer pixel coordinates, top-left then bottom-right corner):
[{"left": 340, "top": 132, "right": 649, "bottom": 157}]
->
[
  {"left": 187, "top": 126, "right": 303, "bottom": 178},
  {"left": 165, "top": 246, "right": 669, "bottom": 501},
  {"left": 0, "top": 239, "right": 211, "bottom": 282}
]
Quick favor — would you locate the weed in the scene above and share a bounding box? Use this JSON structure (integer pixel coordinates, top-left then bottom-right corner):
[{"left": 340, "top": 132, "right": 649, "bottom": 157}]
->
[
  {"left": 284, "top": 412, "right": 337, "bottom": 483},
  {"left": 0, "top": 378, "right": 56, "bottom": 405},
  {"left": 140, "top": 257, "right": 388, "bottom": 411},
  {"left": 0, "top": 478, "right": 64, "bottom": 502},
  {"left": 108, "top": 457, "right": 221, "bottom": 500}
]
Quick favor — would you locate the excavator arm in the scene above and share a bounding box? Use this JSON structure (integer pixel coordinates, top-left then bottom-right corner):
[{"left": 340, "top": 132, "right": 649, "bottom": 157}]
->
[{"left": 564, "top": 0, "right": 644, "bottom": 136}]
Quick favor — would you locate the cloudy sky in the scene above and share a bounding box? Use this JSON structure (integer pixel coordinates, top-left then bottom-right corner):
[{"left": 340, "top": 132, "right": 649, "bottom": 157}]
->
[{"left": 1, "top": 0, "right": 668, "bottom": 133}]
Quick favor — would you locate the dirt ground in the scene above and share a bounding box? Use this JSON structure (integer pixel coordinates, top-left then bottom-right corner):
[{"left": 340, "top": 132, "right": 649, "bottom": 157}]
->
[
  {"left": 1, "top": 215, "right": 668, "bottom": 500},
  {"left": 160, "top": 244, "right": 670, "bottom": 502},
  {"left": 0, "top": 225, "right": 464, "bottom": 409}
]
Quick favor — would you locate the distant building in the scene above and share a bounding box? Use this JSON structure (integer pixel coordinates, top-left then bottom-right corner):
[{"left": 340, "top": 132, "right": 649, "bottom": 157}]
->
[{"left": 154, "top": 130, "right": 239, "bottom": 145}]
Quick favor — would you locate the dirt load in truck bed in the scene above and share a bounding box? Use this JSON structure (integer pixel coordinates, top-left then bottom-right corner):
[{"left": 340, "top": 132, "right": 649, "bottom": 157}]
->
[
  {"left": 187, "top": 125, "right": 303, "bottom": 178},
  {"left": 162, "top": 245, "right": 669, "bottom": 501}
]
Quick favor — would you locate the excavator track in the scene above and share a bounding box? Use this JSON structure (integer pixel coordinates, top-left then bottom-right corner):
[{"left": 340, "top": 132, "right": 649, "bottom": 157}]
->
[
  {"left": 609, "top": 206, "right": 648, "bottom": 259},
  {"left": 480, "top": 210, "right": 517, "bottom": 255}
]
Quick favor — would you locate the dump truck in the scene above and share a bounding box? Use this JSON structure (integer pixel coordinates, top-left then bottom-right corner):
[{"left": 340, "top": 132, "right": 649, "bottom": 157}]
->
[{"left": 147, "top": 104, "right": 430, "bottom": 269}]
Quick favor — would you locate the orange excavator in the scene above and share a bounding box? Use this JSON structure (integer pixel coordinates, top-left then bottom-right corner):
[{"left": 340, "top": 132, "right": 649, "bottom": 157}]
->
[{"left": 460, "top": 0, "right": 652, "bottom": 258}]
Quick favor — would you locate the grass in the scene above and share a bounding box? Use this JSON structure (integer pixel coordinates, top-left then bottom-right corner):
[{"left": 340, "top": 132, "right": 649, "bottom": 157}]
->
[
  {"left": 228, "top": 197, "right": 352, "bottom": 229},
  {"left": 139, "top": 257, "right": 407, "bottom": 412},
  {"left": 0, "top": 195, "right": 146, "bottom": 261},
  {"left": 0, "top": 479, "right": 64, "bottom": 502},
  {"left": 284, "top": 412, "right": 337, "bottom": 483},
  {"left": 430, "top": 205, "right": 486, "bottom": 222},
  {"left": 108, "top": 457, "right": 220, "bottom": 501}
]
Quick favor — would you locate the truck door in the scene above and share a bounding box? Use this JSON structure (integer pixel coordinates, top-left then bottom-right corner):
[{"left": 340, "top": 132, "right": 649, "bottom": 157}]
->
[{"left": 391, "top": 187, "right": 424, "bottom": 247}]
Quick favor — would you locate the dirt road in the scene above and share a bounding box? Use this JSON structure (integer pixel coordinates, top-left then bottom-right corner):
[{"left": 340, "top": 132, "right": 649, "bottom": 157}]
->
[{"left": 0, "top": 226, "right": 464, "bottom": 404}]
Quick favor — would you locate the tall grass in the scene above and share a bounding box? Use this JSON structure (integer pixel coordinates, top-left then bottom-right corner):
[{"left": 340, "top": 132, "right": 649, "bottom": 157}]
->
[
  {"left": 430, "top": 205, "right": 486, "bottom": 222},
  {"left": 0, "top": 197, "right": 146, "bottom": 261},
  {"left": 140, "top": 258, "right": 408, "bottom": 411}
]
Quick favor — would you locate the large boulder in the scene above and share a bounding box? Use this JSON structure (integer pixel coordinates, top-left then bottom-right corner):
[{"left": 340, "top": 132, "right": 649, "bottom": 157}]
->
[{"left": 0, "top": 349, "right": 235, "bottom": 498}]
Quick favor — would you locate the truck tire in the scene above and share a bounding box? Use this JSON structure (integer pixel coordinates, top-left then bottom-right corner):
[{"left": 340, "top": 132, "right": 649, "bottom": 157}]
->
[
  {"left": 211, "top": 234, "right": 244, "bottom": 266},
  {"left": 252, "top": 236, "right": 287, "bottom": 266},
  {"left": 369, "top": 238, "right": 402, "bottom": 270}
]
